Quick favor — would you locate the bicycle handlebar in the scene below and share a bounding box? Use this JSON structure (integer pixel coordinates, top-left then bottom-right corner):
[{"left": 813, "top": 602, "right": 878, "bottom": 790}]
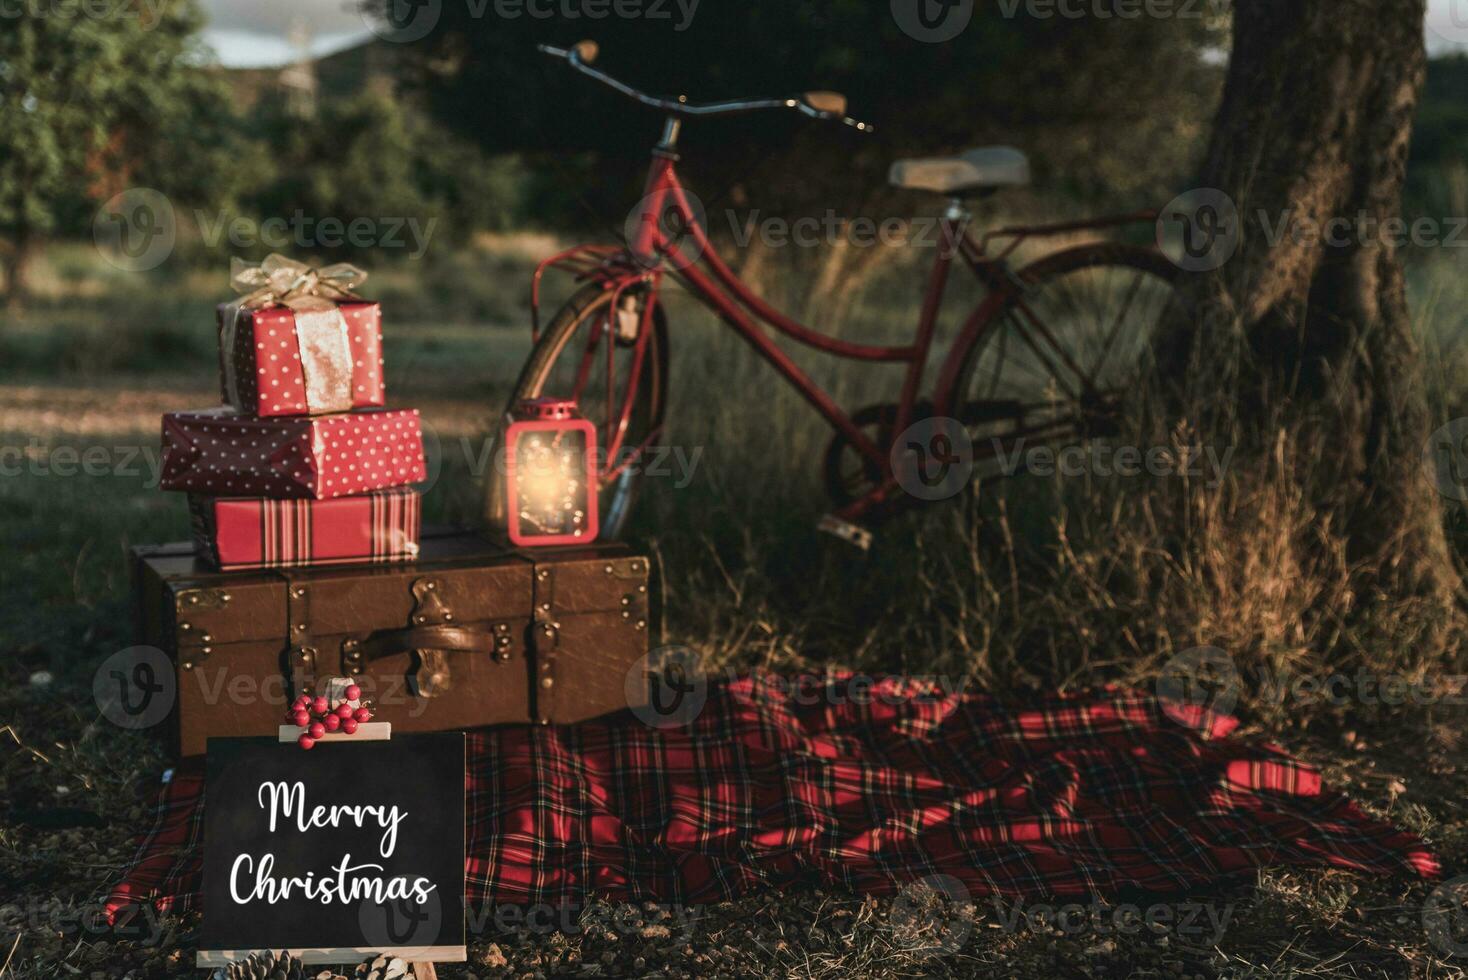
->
[{"left": 537, "top": 41, "right": 875, "bottom": 133}]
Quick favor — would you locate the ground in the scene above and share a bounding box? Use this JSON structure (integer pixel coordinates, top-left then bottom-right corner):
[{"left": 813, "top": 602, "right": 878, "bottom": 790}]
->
[{"left": 1, "top": 240, "right": 1466, "bottom": 978}]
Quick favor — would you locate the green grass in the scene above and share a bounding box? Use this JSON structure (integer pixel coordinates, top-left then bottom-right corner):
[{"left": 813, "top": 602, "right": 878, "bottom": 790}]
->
[{"left": 1, "top": 235, "right": 1467, "bottom": 978}]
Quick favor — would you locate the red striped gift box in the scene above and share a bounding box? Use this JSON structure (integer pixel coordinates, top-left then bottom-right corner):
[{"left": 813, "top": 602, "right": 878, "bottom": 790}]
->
[{"left": 189, "top": 488, "right": 421, "bottom": 570}]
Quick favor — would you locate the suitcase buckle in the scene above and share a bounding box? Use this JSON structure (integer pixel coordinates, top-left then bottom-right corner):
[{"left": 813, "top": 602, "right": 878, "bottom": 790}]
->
[{"left": 409, "top": 577, "right": 453, "bottom": 699}]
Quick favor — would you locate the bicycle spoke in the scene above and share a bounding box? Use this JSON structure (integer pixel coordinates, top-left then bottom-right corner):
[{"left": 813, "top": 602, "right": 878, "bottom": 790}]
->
[
  {"left": 955, "top": 245, "right": 1182, "bottom": 484},
  {"left": 1092, "top": 269, "right": 1144, "bottom": 382},
  {"left": 1006, "top": 301, "right": 1084, "bottom": 401}
]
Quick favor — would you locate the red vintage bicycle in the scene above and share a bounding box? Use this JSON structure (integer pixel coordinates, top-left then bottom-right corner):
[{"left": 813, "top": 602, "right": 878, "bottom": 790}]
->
[{"left": 489, "top": 40, "right": 1185, "bottom": 545}]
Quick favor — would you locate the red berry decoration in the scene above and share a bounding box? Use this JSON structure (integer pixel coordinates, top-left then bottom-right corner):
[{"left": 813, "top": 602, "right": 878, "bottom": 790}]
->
[
  {"left": 308, "top": 721, "right": 326, "bottom": 739},
  {"left": 353, "top": 707, "right": 372, "bottom": 723},
  {"left": 292, "top": 710, "right": 311, "bottom": 728},
  {"left": 342, "top": 718, "right": 359, "bottom": 735},
  {"left": 297, "top": 734, "right": 315, "bottom": 750},
  {"left": 312, "top": 696, "right": 329, "bottom": 715},
  {"left": 324, "top": 714, "right": 341, "bottom": 732},
  {"left": 345, "top": 684, "right": 361, "bottom": 701},
  {"left": 336, "top": 703, "right": 354, "bottom": 720}
]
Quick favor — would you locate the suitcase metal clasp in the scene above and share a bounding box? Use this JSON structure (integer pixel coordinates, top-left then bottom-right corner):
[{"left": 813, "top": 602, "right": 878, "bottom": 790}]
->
[
  {"left": 409, "top": 577, "right": 453, "bottom": 699},
  {"left": 338, "top": 573, "right": 510, "bottom": 701}
]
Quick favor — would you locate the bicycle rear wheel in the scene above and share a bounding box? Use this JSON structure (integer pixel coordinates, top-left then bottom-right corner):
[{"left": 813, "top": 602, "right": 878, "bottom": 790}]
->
[
  {"left": 950, "top": 242, "right": 1184, "bottom": 480},
  {"left": 486, "top": 282, "right": 668, "bottom": 541}
]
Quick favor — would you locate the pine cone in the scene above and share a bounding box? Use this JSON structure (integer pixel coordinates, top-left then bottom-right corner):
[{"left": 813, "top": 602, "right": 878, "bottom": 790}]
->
[{"left": 212, "top": 950, "right": 305, "bottom": 980}]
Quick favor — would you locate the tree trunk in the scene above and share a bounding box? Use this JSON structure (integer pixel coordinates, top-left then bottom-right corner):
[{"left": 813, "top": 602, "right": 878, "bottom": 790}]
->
[
  {"left": 1159, "top": 0, "right": 1457, "bottom": 608},
  {"left": 2, "top": 224, "right": 36, "bottom": 310}
]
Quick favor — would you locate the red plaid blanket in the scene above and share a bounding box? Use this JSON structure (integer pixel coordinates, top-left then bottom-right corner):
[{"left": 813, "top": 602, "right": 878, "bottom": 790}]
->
[{"left": 105, "top": 674, "right": 1438, "bottom": 920}]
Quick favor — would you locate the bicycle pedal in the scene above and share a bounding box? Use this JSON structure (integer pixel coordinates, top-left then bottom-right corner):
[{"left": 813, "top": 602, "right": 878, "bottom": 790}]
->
[{"left": 817, "top": 514, "right": 874, "bottom": 551}]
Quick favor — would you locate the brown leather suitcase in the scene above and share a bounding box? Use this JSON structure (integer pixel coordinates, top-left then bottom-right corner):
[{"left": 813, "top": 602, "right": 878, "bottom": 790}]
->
[{"left": 132, "top": 528, "right": 651, "bottom": 756}]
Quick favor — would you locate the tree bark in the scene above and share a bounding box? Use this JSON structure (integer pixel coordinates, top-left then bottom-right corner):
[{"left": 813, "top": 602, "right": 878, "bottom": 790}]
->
[
  {"left": 1159, "top": 0, "right": 1457, "bottom": 608},
  {"left": 2, "top": 224, "right": 36, "bottom": 310}
]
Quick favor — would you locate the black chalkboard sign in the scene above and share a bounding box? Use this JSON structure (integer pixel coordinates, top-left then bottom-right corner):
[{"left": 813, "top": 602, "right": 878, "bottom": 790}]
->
[{"left": 196, "top": 733, "right": 466, "bottom": 967}]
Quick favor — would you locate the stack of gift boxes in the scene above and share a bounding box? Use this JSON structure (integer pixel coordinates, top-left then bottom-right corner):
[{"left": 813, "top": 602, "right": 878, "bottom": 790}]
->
[{"left": 158, "top": 257, "right": 427, "bottom": 570}]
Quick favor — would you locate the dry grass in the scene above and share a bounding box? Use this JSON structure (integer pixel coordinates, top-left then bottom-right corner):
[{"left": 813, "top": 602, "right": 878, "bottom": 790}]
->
[{"left": 2, "top": 237, "right": 1468, "bottom": 977}]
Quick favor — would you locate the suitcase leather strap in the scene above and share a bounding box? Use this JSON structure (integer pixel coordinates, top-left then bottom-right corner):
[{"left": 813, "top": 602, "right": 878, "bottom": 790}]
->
[
  {"left": 281, "top": 572, "right": 523, "bottom": 707},
  {"left": 354, "top": 625, "right": 496, "bottom": 660}
]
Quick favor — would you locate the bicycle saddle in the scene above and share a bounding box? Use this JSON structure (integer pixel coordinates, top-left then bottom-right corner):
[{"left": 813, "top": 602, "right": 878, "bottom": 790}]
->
[{"left": 888, "top": 146, "right": 1031, "bottom": 196}]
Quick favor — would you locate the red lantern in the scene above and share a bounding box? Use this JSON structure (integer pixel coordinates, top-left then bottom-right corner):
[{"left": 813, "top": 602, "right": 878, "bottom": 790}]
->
[{"left": 504, "top": 397, "right": 599, "bottom": 547}]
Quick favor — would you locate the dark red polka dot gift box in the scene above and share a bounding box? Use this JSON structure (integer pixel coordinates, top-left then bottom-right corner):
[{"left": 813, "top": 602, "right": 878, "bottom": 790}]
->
[{"left": 160, "top": 407, "right": 427, "bottom": 499}]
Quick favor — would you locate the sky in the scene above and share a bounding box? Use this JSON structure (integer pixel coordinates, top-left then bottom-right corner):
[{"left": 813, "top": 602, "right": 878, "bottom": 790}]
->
[
  {"left": 201, "top": 0, "right": 1468, "bottom": 69},
  {"left": 201, "top": 0, "right": 374, "bottom": 68}
]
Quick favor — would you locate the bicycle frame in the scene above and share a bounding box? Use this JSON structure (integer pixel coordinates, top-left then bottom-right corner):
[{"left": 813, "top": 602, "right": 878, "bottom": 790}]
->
[{"left": 532, "top": 147, "right": 1159, "bottom": 522}]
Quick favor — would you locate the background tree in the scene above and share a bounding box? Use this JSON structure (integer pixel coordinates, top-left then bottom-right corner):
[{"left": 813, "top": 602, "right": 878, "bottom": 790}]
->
[
  {"left": 239, "top": 85, "right": 526, "bottom": 263},
  {"left": 0, "top": 0, "right": 228, "bottom": 307},
  {"left": 1159, "top": 0, "right": 1459, "bottom": 622},
  {"left": 380, "top": 0, "right": 1225, "bottom": 230}
]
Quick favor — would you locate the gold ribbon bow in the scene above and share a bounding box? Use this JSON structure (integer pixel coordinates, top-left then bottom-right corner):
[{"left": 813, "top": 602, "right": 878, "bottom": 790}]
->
[
  {"left": 221, "top": 255, "right": 370, "bottom": 416},
  {"left": 229, "top": 254, "right": 368, "bottom": 313}
]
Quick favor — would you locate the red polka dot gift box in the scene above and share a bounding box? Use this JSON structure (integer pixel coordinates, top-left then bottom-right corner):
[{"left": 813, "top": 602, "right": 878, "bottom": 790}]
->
[
  {"left": 188, "top": 487, "right": 421, "bottom": 571},
  {"left": 216, "top": 301, "right": 385, "bottom": 419},
  {"left": 160, "top": 407, "right": 426, "bottom": 499}
]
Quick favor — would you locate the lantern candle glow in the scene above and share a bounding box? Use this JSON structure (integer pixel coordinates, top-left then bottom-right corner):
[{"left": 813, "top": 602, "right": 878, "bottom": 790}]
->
[{"left": 504, "top": 397, "right": 599, "bottom": 546}]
